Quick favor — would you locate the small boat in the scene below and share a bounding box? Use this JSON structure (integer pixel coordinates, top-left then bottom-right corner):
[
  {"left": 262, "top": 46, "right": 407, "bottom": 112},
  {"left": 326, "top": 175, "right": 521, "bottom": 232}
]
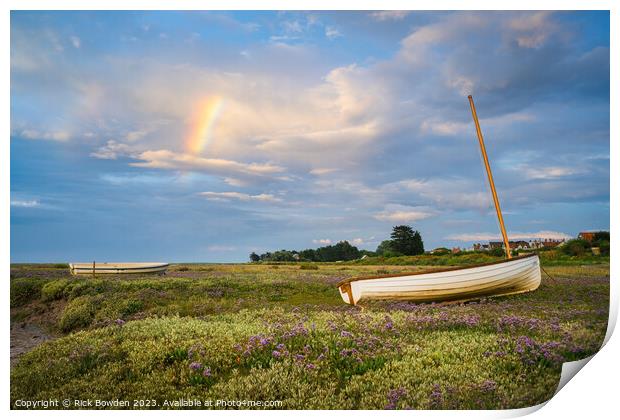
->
[
  {"left": 337, "top": 96, "right": 542, "bottom": 305},
  {"left": 338, "top": 253, "right": 540, "bottom": 305},
  {"left": 69, "top": 262, "right": 169, "bottom": 275}
]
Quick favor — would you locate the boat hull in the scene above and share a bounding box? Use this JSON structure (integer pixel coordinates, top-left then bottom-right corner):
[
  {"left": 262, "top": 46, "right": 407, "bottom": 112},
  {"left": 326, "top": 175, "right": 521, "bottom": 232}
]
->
[
  {"left": 69, "top": 262, "right": 169, "bottom": 275},
  {"left": 338, "top": 254, "right": 541, "bottom": 305}
]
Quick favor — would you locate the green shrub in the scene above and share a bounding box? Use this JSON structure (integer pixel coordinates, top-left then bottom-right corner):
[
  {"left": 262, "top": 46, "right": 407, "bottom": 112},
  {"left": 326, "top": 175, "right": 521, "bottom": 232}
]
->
[
  {"left": 10, "top": 278, "right": 44, "bottom": 307},
  {"left": 561, "top": 239, "right": 591, "bottom": 256},
  {"left": 65, "top": 280, "right": 107, "bottom": 299},
  {"left": 177, "top": 266, "right": 190, "bottom": 272},
  {"left": 122, "top": 299, "right": 144, "bottom": 317},
  {"left": 59, "top": 295, "right": 98, "bottom": 332},
  {"left": 41, "top": 279, "right": 70, "bottom": 301},
  {"left": 299, "top": 263, "right": 319, "bottom": 270},
  {"left": 597, "top": 240, "right": 610, "bottom": 256},
  {"left": 52, "top": 263, "right": 69, "bottom": 269}
]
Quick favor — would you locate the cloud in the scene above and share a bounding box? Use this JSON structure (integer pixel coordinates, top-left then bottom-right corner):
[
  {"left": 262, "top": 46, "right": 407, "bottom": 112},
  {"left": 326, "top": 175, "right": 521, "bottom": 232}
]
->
[
  {"left": 509, "top": 11, "right": 556, "bottom": 48},
  {"left": 312, "top": 239, "right": 332, "bottom": 245},
  {"left": 199, "top": 191, "right": 281, "bottom": 202},
  {"left": 90, "top": 140, "right": 137, "bottom": 160},
  {"left": 325, "top": 26, "right": 342, "bottom": 39},
  {"left": 70, "top": 36, "right": 81, "bottom": 48},
  {"left": 130, "top": 150, "right": 286, "bottom": 180},
  {"left": 309, "top": 168, "right": 338, "bottom": 176},
  {"left": 10, "top": 199, "right": 40, "bottom": 208},
  {"left": 446, "top": 230, "right": 572, "bottom": 242},
  {"left": 521, "top": 166, "right": 581, "bottom": 180},
  {"left": 18, "top": 129, "right": 71, "bottom": 142},
  {"left": 394, "top": 178, "right": 492, "bottom": 212},
  {"left": 374, "top": 204, "right": 434, "bottom": 223},
  {"left": 370, "top": 11, "right": 411, "bottom": 21}
]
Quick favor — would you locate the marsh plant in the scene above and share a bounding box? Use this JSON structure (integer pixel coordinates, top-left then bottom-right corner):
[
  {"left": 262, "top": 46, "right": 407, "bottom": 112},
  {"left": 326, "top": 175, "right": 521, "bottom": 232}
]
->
[{"left": 10, "top": 261, "right": 609, "bottom": 409}]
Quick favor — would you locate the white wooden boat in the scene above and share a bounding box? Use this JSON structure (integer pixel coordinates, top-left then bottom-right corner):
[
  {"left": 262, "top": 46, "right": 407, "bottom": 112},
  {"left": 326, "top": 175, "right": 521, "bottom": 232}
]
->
[
  {"left": 338, "top": 253, "right": 541, "bottom": 305},
  {"left": 337, "top": 96, "right": 542, "bottom": 305},
  {"left": 69, "top": 262, "right": 169, "bottom": 275}
]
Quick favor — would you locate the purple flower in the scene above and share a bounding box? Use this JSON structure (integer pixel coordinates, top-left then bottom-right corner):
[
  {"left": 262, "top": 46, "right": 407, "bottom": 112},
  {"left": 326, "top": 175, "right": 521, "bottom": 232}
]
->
[
  {"left": 385, "top": 387, "right": 407, "bottom": 410},
  {"left": 340, "top": 330, "right": 353, "bottom": 338},
  {"left": 479, "top": 380, "right": 497, "bottom": 392},
  {"left": 272, "top": 350, "right": 282, "bottom": 358},
  {"left": 189, "top": 362, "right": 202, "bottom": 370},
  {"left": 305, "top": 363, "right": 316, "bottom": 370},
  {"left": 115, "top": 319, "right": 125, "bottom": 326},
  {"left": 202, "top": 367, "right": 211, "bottom": 377}
]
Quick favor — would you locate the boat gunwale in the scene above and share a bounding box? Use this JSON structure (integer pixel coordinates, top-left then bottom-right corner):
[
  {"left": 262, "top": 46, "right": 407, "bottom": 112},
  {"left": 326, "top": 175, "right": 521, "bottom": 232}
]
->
[
  {"left": 69, "top": 262, "right": 169, "bottom": 270},
  {"left": 336, "top": 253, "right": 538, "bottom": 287}
]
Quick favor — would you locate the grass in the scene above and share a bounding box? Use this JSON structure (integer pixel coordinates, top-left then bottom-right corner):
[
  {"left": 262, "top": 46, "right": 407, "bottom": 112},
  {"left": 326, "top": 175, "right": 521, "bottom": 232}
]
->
[{"left": 10, "top": 258, "right": 609, "bottom": 410}]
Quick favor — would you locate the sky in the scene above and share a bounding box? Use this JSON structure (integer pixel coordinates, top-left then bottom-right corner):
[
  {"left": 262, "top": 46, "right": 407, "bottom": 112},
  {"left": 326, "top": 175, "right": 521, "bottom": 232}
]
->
[{"left": 10, "top": 10, "right": 610, "bottom": 262}]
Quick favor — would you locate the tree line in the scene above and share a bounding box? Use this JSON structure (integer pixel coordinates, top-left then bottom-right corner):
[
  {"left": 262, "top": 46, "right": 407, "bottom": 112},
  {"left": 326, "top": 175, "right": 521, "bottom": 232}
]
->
[{"left": 250, "top": 225, "right": 425, "bottom": 262}]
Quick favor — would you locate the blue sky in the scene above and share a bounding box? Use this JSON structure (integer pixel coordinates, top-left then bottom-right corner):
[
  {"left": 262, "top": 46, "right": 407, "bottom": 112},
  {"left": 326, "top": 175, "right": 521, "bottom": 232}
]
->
[{"left": 10, "top": 11, "right": 609, "bottom": 262}]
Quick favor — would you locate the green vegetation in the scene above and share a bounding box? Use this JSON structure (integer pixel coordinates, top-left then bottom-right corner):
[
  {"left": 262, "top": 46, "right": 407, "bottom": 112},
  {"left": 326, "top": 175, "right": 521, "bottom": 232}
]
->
[
  {"left": 389, "top": 225, "right": 424, "bottom": 256},
  {"left": 10, "top": 258, "right": 609, "bottom": 409},
  {"left": 250, "top": 225, "right": 427, "bottom": 262}
]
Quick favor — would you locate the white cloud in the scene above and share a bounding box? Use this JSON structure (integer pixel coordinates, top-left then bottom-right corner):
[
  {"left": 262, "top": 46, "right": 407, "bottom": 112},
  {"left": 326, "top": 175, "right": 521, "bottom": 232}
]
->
[
  {"left": 130, "top": 149, "right": 286, "bottom": 180},
  {"left": 521, "top": 166, "right": 580, "bottom": 180},
  {"left": 325, "top": 26, "right": 342, "bottom": 39},
  {"left": 312, "top": 239, "right": 332, "bottom": 245},
  {"left": 199, "top": 191, "right": 281, "bottom": 202},
  {"left": 309, "top": 168, "right": 338, "bottom": 176},
  {"left": 509, "top": 11, "right": 556, "bottom": 48},
  {"left": 90, "top": 140, "right": 136, "bottom": 160},
  {"left": 19, "top": 129, "right": 71, "bottom": 142},
  {"left": 348, "top": 238, "right": 364, "bottom": 246},
  {"left": 70, "top": 36, "right": 81, "bottom": 48},
  {"left": 10, "top": 199, "right": 40, "bottom": 208},
  {"left": 374, "top": 204, "right": 434, "bottom": 223},
  {"left": 370, "top": 11, "right": 411, "bottom": 21},
  {"left": 446, "top": 230, "right": 572, "bottom": 242}
]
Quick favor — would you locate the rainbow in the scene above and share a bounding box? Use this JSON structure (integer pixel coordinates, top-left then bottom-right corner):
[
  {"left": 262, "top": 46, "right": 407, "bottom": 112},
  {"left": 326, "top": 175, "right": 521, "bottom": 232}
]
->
[{"left": 186, "top": 96, "right": 224, "bottom": 154}]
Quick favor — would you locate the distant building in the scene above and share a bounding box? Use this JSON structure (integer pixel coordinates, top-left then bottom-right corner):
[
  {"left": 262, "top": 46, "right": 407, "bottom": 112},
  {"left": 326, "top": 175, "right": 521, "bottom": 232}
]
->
[
  {"left": 451, "top": 247, "right": 461, "bottom": 254},
  {"left": 529, "top": 238, "right": 566, "bottom": 249},
  {"left": 578, "top": 232, "right": 596, "bottom": 242}
]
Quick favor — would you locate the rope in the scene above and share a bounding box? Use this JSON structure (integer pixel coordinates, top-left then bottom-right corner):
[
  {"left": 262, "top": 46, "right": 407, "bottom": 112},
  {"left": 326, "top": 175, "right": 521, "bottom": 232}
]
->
[{"left": 540, "top": 265, "right": 556, "bottom": 281}]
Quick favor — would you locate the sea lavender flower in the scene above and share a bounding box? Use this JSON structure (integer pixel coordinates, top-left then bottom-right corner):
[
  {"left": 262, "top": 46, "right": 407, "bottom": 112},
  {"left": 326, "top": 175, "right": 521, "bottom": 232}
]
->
[
  {"left": 272, "top": 350, "right": 282, "bottom": 358},
  {"left": 202, "top": 367, "right": 211, "bottom": 377},
  {"left": 479, "top": 380, "right": 497, "bottom": 392},
  {"left": 115, "top": 319, "right": 125, "bottom": 326},
  {"left": 305, "top": 363, "right": 316, "bottom": 370},
  {"left": 385, "top": 387, "right": 407, "bottom": 410},
  {"left": 189, "top": 362, "right": 202, "bottom": 371},
  {"left": 429, "top": 384, "right": 443, "bottom": 408}
]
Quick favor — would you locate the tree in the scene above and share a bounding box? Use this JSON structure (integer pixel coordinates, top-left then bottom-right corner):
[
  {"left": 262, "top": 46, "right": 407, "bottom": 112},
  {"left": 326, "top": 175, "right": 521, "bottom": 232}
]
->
[
  {"left": 376, "top": 240, "right": 396, "bottom": 256},
  {"left": 249, "top": 252, "right": 260, "bottom": 262},
  {"left": 390, "top": 225, "right": 424, "bottom": 256}
]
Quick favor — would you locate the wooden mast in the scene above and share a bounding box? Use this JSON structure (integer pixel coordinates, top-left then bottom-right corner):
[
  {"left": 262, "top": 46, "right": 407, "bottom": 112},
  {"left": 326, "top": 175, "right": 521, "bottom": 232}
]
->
[{"left": 468, "top": 95, "right": 512, "bottom": 259}]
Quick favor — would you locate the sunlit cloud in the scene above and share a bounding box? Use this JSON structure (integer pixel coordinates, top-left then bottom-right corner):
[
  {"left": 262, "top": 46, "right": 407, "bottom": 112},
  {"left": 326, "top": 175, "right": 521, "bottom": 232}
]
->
[
  {"left": 374, "top": 205, "right": 435, "bottom": 223},
  {"left": 370, "top": 11, "right": 411, "bottom": 21},
  {"left": 446, "top": 230, "right": 573, "bottom": 242},
  {"left": 199, "top": 191, "right": 282, "bottom": 202}
]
